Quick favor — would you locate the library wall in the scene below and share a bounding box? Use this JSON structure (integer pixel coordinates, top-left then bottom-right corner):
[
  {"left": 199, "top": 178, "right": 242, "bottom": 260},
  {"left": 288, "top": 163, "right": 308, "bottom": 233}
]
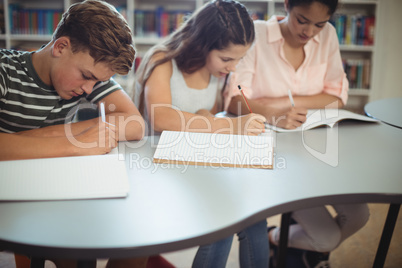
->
[{"left": 370, "top": 0, "right": 402, "bottom": 101}]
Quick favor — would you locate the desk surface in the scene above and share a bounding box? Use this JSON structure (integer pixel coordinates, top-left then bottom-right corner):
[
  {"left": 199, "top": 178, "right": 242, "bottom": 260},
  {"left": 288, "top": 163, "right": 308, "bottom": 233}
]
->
[
  {"left": 365, "top": 97, "right": 402, "bottom": 128},
  {"left": 0, "top": 122, "right": 401, "bottom": 260}
]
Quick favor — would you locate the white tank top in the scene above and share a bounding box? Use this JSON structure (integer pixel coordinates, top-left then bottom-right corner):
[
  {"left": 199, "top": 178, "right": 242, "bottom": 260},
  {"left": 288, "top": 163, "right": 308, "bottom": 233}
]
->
[
  {"left": 169, "top": 59, "right": 218, "bottom": 113},
  {"left": 136, "top": 59, "right": 220, "bottom": 135}
]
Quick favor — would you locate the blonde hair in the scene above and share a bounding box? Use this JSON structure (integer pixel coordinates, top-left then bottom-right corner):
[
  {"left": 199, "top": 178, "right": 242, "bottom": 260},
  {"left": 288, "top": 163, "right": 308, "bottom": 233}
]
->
[{"left": 53, "top": 0, "right": 135, "bottom": 75}]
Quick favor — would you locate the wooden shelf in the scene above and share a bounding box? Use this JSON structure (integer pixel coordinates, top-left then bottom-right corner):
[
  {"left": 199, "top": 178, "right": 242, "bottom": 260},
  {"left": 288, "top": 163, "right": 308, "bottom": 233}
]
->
[
  {"left": 348, "top": 89, "right": 371, "bottom": 96},
  {"left": 340, "top": 45, "right": 374, "bottom": 52},
  {"left": 9, "top": 34, "right": 52, "bottom": 41}
]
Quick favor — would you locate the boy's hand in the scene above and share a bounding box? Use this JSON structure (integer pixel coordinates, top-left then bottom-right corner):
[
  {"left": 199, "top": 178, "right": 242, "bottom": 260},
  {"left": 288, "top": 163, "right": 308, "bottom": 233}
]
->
[{"left": 74, "top": 121, "right": 117, "bottom": 155}]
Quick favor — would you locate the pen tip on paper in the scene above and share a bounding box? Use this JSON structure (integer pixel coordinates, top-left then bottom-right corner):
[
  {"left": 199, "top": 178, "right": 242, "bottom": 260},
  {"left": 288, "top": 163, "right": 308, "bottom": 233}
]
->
[{"left": 238, "top": 85, "right": 241, "bottom": 90}]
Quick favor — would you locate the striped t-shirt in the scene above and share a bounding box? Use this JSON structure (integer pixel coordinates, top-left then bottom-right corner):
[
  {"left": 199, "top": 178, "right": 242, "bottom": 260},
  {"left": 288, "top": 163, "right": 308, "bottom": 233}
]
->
[{"left": 0, "top": 49, "right": 121, "bottom": 133}]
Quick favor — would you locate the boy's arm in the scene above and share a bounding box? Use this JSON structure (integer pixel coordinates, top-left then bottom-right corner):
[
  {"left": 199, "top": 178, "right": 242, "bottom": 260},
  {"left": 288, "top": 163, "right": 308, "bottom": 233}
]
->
[
  {"left": 100, "top": 89, "right": 145, "bottom": 141},
  {"left": 0, "top": 121, "right": 116, "bottom": 161},
  {"left": 16, "top": 89, "right": 145, "bottom": 141}
]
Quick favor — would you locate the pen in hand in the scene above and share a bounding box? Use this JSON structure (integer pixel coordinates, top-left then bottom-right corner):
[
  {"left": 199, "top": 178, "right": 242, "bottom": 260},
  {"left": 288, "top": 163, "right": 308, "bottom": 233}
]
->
[
  {"left": 288, "top": 89, "right": 295, "bottom": 107},
  {"left": 99, "top": 101, "right": 118, "bottom": 152},
  {"left": 100, "top": 102, "right": 106, "bottom": 122},
  {"left": 238, "top": 85, "right": 253, "bottom": 113}
]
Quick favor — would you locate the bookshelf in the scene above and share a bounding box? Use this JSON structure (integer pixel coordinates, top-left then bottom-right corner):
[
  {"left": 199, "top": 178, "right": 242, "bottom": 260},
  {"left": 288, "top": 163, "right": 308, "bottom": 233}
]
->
[{"left": 0, "top": 0, "right": 380, "bottom": 112}]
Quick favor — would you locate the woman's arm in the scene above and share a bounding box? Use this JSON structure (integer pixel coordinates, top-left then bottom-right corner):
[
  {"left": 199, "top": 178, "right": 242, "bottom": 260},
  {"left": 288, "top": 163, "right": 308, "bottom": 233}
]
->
[
  {"left": 253, "top": 93, "right": 343, "bottom": 110},
  {"left": 228, "top": 95, "right": 308, "bottom": 129}
]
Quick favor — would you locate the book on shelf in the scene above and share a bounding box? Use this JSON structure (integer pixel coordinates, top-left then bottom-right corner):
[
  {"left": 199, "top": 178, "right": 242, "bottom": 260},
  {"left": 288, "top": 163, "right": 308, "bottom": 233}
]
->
[
  {"left": 134, "top": 56, "right": 142, "bottom": 72},
  {"left": 266, "top": 109, "right": 379, "bottom": 133},
  {"left": 134, "top": 7, "right": 190, "bottom": 38},
  {"left": 133, "top": 7, "right": 267, "bottom": 40},
  {"left": 342, "top": 58, "right": 371, "bottom": 89},
  {"left": 0, "top": 4, "right": 4, "bottom": 34},
  {"left": 249, "top": 11, "right": 267, "bottom": 21},
  {"left": 8, "top": 4, "right": 63, "bottom": 35},
  {"left": 330, "top": 13, "right": 375, "bottom": 46}
]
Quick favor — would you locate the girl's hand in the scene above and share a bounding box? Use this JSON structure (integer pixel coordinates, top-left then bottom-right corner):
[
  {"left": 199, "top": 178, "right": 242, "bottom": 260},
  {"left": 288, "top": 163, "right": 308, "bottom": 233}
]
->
[
  {"left": 196, "top": 109, "right": 215, "bottom": 117},
  {"left": 232, "top": 113, "right": 267, "bottom": 135}
]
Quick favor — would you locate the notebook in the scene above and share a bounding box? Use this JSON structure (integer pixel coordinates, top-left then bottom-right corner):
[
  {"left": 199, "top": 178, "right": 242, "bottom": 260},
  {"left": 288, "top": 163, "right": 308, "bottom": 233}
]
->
[
  {"left": 153, "top": 131, "right": 274, "bottom": 169},
  {"left": 266, "top": 109, "right": 379, "bottom": 132},
  {"left": 0, "top": 153, "right": 129, "bottom": 201}
]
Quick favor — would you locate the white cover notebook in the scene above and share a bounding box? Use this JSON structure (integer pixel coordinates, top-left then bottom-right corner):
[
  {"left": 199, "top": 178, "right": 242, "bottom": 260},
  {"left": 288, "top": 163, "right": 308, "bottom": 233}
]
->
[
  {"left": 0, "top": 153, "right": 129, "bottom": 201},
  {"left": 153, "top": 131, "right": 274, "bottom": 169},
  {"left": 267, "top": 109, "right": 379, "bottom": 132}
]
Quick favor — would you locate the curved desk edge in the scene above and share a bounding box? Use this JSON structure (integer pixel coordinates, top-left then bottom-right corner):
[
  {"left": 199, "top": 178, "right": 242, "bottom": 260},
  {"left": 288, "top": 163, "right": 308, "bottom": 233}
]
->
[{"left": 1, "top": 193, "right": 400, "bottom": 260}]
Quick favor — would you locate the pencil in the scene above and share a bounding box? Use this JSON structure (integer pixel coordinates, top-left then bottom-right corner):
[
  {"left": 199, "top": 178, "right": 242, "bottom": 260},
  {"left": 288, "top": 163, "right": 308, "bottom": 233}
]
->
[
  {"left": 287, "top": 89, "right": 295, "bottom": 107},
  {"left": 100, "top": 102, "right": 106, "bottom": 122},
  {"left": 238, "top": 85, "right": 253, "bottom": 113}
]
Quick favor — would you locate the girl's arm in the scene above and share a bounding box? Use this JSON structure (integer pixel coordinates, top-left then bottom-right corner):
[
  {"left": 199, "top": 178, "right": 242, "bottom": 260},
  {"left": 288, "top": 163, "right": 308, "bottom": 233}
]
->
[{"left": 145, "top": 57, "right": 265, "bottom": 135}]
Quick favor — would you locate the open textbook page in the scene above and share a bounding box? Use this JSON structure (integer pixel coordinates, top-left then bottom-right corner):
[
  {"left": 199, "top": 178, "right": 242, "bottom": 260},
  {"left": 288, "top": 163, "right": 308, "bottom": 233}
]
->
[
  {"left": 153, "top": 131, "right": 274, "bottom": 169},
  {"left": 267, "top": 109, "right": 379, "bottom": 132}
]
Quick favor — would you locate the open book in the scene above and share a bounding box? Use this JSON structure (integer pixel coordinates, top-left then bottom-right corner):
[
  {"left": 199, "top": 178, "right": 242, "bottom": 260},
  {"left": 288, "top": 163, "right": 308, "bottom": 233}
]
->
[
  {"left": 267, "top": 109, "right": 379, "bottom": 132},
  {"left": 0, "top": 153, "right": 129, "bottom": 201},
  {"left": 153, "top": 131, "right": 274, "bottom": 169}
]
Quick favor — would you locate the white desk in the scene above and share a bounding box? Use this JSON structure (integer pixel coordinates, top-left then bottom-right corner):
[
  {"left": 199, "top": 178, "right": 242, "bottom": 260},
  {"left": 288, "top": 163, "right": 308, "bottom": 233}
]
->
[
  {"left": 0, "top": 122, "right": 401, "bottom": 267},
  {"left": 364, "top": 97, "right": 402, "bottom": 267},
  {"left": 365, "top": 97, "right": 402, "bottom": 129}
]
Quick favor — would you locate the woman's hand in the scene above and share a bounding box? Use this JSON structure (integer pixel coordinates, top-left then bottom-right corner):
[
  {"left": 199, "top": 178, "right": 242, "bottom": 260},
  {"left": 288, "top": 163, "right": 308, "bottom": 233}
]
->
[{"left": 272, "top": 107, "right": 308, "bottom": 129}]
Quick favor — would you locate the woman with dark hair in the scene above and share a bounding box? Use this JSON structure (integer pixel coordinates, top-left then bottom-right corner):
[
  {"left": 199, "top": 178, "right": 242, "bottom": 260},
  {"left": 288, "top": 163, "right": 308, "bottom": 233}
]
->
[
  {"left": 225, "top": 0, "right": 370, "bottom": 267},
  {"left": 134, "top": 0, "right": 266, "bottom": 136}
]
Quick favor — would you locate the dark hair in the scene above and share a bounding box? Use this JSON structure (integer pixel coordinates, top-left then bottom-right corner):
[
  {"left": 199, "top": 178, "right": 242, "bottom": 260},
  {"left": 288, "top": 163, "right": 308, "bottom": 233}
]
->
[
  {"left": 53, "top": 0, "right": 136, "bottom": 75},
  {"left": 288, "top": 0, "right": 338, "bottom": 16},
  {"left": 136, "top": 0, "right": 255, "bottom": 113}
]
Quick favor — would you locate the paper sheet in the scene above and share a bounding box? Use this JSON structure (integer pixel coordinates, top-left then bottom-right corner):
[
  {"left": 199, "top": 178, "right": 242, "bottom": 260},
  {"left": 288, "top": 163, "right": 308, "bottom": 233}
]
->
[
  {"left": 153, "top": 131, "right": 274, "bottom": 169},
  {"left": 0, "top": 154, "right": 129, "bottom": 201}
]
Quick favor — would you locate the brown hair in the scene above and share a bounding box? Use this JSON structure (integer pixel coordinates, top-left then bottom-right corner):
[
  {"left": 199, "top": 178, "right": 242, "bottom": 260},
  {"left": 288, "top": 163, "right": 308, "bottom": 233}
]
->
[
  {"left": 135, "top": 0, "right": 255, "bottom": 113},
  {"left": 53, "top": 0, "right": 135, "bottom": 75}
]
